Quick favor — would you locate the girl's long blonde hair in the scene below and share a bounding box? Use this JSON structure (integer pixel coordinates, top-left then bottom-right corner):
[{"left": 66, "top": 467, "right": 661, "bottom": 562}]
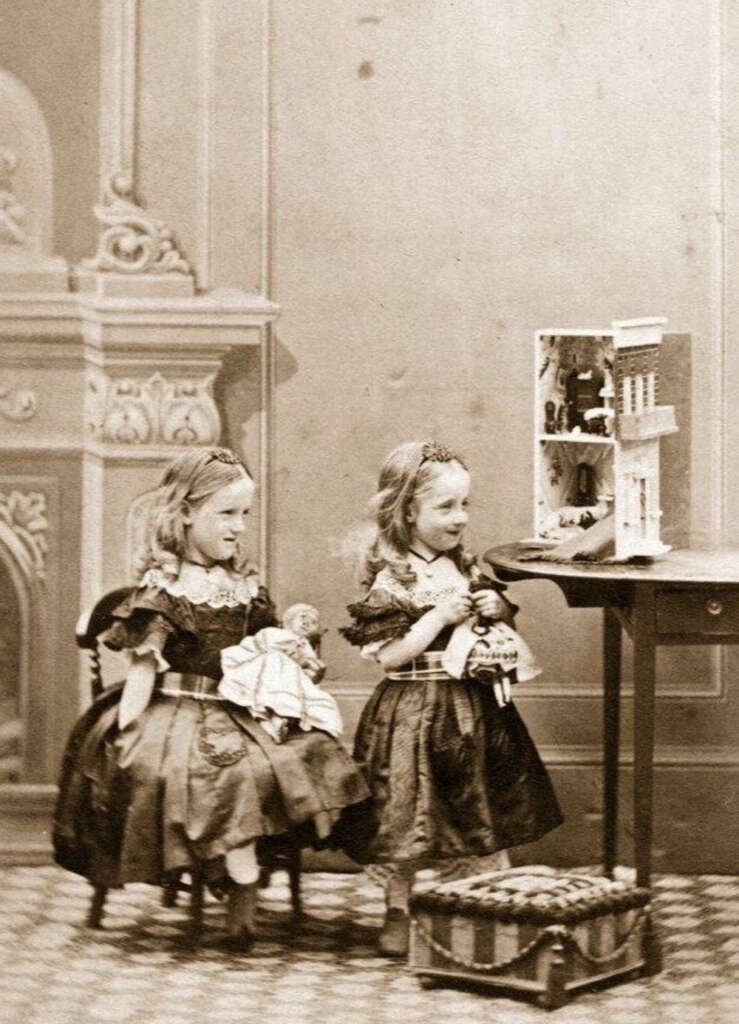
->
[
  {"left": 357, "top": 440, "right": 475, "bottom": 587},
  {"left": 133, "top": 447, "right": 253, "bottom": 580}
]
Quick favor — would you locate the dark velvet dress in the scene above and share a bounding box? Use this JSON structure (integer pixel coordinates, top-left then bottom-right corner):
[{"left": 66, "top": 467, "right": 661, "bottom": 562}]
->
[
  {"left": 339, "top": 562, "right": 563, "bottom": 865},
  {"left": 53, "top": 577, "right": 369, "bottom": 888}
]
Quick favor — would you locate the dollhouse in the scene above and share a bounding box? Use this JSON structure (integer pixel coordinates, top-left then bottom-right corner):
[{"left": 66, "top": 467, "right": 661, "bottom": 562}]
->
[{"left": 534, "top": 317, "right": 677, "bottom": 560}]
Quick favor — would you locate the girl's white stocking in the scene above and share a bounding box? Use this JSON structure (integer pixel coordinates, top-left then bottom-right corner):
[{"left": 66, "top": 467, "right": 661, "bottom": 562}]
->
[
  {"left": 385, "top": 862, "right": 415, "bottom": 912},
  {"left": 226, "top": 841, "right": 258, "bottom": 884}
]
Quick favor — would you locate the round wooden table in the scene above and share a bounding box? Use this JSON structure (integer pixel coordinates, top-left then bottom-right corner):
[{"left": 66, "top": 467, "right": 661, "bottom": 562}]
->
[{"left": 484, "top": 543, "right": 739, "bottom": 889}]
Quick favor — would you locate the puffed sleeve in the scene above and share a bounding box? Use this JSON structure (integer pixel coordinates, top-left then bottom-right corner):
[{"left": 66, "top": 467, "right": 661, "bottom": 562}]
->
[
  {"left": 99, "top": 586, "right": 196, "bottom": 671},
  {"left": 245, "top": 585, "right": 279, "bottom": 635},
  {"left": 339, "top": 586, "right": 425, "bottom": 649}
]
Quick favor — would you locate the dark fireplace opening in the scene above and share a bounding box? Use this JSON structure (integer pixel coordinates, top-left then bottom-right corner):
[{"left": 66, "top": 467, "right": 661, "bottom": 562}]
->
[{"left": 0, "top": 558, "right": 21, "bottom": 783}]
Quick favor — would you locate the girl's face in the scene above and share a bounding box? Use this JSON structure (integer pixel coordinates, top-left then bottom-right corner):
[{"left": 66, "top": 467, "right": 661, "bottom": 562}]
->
[
  {"left": 408, "top": 461, "right": 470, "bottom": 556},
  {"left": 183, "top": 473, "right": 254, "bottom": 565}
]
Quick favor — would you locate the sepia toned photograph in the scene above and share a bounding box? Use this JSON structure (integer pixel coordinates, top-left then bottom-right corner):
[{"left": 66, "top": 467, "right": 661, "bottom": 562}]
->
[{"left": 0, "top": 2, "right": 736, "bottom": 1022}]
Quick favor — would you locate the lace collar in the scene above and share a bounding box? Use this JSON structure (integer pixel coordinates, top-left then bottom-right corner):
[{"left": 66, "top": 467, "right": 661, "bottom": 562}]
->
[
  {"left": 371, "top": 560, "right": 470, "bottom": 608},
  {"left": 139, "top": 562, "right": 260, "bottom": 608}
]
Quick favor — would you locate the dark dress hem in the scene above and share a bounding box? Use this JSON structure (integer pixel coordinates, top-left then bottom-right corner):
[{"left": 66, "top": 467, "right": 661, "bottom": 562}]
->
[
  {"left": 53, "top": 583, "right": 370, "bottom": 887},
  {"left": 339, "top": 666, "right": 563, "bottom": 867}
]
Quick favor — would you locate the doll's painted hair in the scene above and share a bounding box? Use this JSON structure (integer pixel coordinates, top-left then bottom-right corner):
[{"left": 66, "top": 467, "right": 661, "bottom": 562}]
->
[
  {"left": 134, "top": 447, "right": 253, "bottom": 579},
  {"left": 358, "top": 440, "right": 475, "bottom": 586}
]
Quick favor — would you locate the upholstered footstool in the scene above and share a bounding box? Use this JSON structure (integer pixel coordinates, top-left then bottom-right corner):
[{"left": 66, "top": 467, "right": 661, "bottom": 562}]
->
[{"left": 408, "top": 865, "right": 660, "bottom": 1010}]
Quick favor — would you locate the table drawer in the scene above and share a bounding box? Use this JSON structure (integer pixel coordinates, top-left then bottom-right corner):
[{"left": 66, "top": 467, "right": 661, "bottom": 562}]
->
[{"left": 656, "top": 588, "right": 739, "bottom": 635}]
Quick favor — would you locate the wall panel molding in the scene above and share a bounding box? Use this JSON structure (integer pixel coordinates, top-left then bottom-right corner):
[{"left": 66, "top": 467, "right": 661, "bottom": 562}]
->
[
  {"left": 100, "top": 0, "right": 138, "bottom": 191},
  {"left": 539, "top": 744, "right": 739, "bottom": 768},
  {"left": 197, "top": 0, "right": 214, "bottom": 291}
]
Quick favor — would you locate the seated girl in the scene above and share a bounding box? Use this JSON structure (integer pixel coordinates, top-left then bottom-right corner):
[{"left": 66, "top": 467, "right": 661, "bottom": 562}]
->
[{"left": 53, "top": 447, "right": 369, "bottom": 949}]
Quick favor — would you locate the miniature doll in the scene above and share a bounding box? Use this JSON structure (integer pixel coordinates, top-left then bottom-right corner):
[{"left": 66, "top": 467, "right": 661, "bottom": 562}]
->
[
  {"left": 218, "top": 602, "right": 342, "bottom": 743},
  {"left": 440, "top": 577, "right": 541, "bottom": 708}
]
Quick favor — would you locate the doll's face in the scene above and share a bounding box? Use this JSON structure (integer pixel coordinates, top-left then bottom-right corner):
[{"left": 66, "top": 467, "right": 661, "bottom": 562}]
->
[
  {"left": 408, "top": 461, "right": 470, "bottom": 556},
  {"left": 183, "top": 473, "right": 254, "bottom": 565},
  {"left": 282, "top": 603, "right": 320, "bottom": 637}
]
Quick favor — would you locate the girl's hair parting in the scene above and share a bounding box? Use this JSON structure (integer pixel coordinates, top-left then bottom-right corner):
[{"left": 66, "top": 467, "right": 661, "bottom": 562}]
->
[
  {"left": 133, "top": 447, "right": 252, "bottom": 579},
  {"left": 358, "top": 440, "right": 475, "bottom": 586}
]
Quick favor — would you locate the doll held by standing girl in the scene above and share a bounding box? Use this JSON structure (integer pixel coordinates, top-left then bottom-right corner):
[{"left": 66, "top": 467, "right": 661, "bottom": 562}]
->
[
  {"left": 340, "top": 440, "right": 563, "bottom": 956},
  {"left": 54, "top": 447, "right": 368, "bottom": 948}
]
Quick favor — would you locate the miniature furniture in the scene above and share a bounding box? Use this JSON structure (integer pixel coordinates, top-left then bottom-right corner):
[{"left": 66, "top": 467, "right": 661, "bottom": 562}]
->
[
  {"left": 74, "top": 587, "right": 302, "bottom": 943},
  {"left": 484, "top": 544, "right": 739, "bottom": 890},
  {"left": 409, "top": 865, "right": 658, "bottom": 1009},
  {"left": 535, "top": 318, "right": 677, "bottom": 560}
]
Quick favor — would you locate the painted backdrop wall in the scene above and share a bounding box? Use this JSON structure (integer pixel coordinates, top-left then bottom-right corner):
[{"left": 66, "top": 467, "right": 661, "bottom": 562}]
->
[
  {"left": 270, "top": 8, "right": 715, "bottom": 664},
  {"left": 268, "top": 1, "right": 735, "bottom": 869},
  {"left": 1, "top": 0, "right": 736, "bottom": 870}
]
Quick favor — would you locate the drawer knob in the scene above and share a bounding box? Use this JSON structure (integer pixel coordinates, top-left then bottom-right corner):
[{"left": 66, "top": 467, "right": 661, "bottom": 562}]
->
[{"left": 706, "top": 598, "right": 723, "bottom": 616}]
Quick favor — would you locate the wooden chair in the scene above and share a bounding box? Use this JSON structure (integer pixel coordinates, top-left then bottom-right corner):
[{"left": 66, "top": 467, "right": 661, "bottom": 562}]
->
[
  {"left": 258, "top": 838, "right": 303, "bottom": 921},
  {"left": 75, "top": 587, "right": 302, "bottom": 946}
]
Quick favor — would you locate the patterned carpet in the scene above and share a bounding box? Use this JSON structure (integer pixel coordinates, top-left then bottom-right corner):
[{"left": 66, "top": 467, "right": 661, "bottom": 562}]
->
[{"left": 0, "top": 866, "right": 736, "bottom": 1024}]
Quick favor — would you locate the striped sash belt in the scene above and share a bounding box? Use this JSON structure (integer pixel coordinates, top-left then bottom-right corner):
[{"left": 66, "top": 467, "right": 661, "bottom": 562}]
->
[
  {"left": 159, "top": 671, "right": 224, "bottom": 701},
  {"left": 386, "top": 651, "right": 452, "bottom": 682},
  {"left": 388, "top": 652, "right": 479, "bottom": 735}
]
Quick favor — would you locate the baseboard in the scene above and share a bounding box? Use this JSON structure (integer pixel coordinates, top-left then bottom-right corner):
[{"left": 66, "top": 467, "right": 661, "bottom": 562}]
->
[{"left": 0, "top": 784, "right": 57, "bottom": 865}]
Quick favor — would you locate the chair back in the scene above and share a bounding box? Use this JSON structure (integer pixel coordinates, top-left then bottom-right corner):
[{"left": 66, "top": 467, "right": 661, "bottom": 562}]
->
[{"left": 75, "top": 587, "right": 133, "bottom": 699}]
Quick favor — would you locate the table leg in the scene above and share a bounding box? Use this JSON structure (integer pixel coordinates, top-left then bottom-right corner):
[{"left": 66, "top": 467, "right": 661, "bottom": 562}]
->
[
  {"left": 602, "top": 606, "right": 621, "bottom": 879},
  {"left": 632, "top": 584, "right": 657, "bottom": 889}
]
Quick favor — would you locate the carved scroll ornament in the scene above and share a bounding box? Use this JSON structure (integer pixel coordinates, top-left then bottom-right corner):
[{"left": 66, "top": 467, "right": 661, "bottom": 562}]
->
[
  {"left": 85, "top": 370, "right": 221, "bottom": 446},
  {"left": 0, "top": 490, "right": 48, "bottom": 579},
  {"left": 83, "top": 173, "right": 191, "bottom": 275}
]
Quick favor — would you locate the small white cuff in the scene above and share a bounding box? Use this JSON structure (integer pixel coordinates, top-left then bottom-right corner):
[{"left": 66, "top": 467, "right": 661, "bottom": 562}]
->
[
  {"left": 127, "top": 644, "right": 170, "bottom": 675},
  {"left": 359, "top": 638, "right": 390, "bottom": 663}
]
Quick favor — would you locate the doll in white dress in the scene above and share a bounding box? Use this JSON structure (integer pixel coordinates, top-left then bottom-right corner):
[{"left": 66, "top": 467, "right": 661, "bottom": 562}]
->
[{"left": 219, "top": 602, "right": 343, "bottom": 743}]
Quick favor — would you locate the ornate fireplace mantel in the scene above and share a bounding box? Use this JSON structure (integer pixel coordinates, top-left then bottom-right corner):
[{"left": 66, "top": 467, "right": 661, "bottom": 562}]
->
[
  {"left": 0, "top": 177, "right": 278, "bottom": 847},
  {"left": 0, "top": 0, "right": 280, "bottom": 862}
]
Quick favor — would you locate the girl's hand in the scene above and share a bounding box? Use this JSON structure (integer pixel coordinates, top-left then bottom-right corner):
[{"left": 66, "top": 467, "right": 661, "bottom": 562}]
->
[
  {"left": 434, "top": 592, "right": 473, "bottom": 626},
  {"left": 471, "top": 589, "right": 506, "bottom": 621}
]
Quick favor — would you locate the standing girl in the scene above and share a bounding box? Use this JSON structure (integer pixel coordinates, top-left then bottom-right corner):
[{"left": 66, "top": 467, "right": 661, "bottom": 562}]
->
[
  {"left": 54, "top": 447, "right": 368, "bottom": 947},
  {"left": 340, "top": 440, "right": 562, "bottom": 956}
]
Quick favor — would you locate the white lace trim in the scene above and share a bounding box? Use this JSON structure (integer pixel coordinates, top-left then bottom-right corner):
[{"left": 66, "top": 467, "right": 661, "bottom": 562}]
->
[
  {"left": 360, "top": 562, "right": 470, "bottom": 663},
  {"left": 370, "top": 562, "right": 469, "bottom": 609},
  {"left": 139, "top": 563, "right": 259, "bottom": 608}
]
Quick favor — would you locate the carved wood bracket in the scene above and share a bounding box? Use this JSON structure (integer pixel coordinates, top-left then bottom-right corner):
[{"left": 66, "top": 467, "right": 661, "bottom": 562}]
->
[{"left": 82, "top": 173, "right": 191, "bottom": 278}]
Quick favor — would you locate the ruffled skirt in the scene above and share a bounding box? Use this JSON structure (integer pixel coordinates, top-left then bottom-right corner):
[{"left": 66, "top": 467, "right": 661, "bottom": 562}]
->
[
  {"left": 341, "top": 676, "right": 563, "bottom": 864},
  {"left": 53, "top": 684, "right": 370, "bottom": 887}
]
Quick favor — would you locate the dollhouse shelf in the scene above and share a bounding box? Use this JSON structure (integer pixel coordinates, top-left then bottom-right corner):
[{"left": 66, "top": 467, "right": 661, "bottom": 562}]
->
[
  {"left": 534, "top": 317, "right": 675, "bottom": 559},
  {"left": 538, "top": 433, "right": 614, "bottom": 445}
]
